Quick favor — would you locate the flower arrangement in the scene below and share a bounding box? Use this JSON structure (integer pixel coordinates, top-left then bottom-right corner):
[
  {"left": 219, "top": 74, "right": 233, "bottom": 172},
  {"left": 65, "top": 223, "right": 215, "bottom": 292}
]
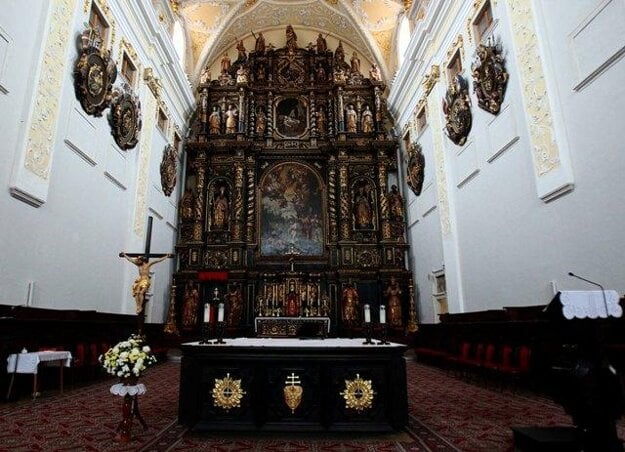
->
[{"left": 99, "top": 334, "right": 157, "bottom": 379}]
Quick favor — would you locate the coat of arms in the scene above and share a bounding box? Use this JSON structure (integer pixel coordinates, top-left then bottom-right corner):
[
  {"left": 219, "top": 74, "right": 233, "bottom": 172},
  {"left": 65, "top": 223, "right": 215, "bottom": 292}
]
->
[
  {"left": 109, "top": 84, "right": 142, "bottom": 150},
  {"left": 73, "top": 28, "right": 117, "bottom": 117},
  {"left": 406, "top": 142, "right": 425, "bottom": 196},
  {"left": 160, "top": 144, "right": 178, "bottom": 197},
  {"left": 442, "top": 74, "right": 472, "bottom": 146},
  {"left": 471, "top": 40, "right": 509, "bottom": 114}
]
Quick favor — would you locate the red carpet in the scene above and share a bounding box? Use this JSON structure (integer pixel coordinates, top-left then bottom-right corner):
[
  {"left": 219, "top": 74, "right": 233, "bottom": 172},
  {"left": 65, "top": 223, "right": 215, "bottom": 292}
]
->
[{"left": 1, "top": 358, "right": 623, "bottom": 451}]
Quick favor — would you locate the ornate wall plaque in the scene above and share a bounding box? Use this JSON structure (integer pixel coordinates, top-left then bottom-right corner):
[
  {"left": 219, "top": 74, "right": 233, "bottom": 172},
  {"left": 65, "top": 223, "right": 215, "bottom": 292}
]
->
[
  {"left": 283, "top": 373, "right": 303, "bottom": 413},
  {"left": 212, "top": 373, "right": 246, "bottom": 411},
  {"left": 340, "top": 373, "right": 375, "bottom": 411},
  {"left": 471, "top": 40, "right": 509, "bottom": 114},
  {"left": 109, "top": 84, "right": 142, "bottom": 150},
  {"left": 73, "top": 28, "right": 117, "bottom": 117},
  {"left": 406, "top": 143, "right": 425, "bottom": 196},
  {"left": 442, "top": 74, "right": 472, "bottom": 146},
  {"left": 160, "top": 144, "right": 177, "bottom": 196}
]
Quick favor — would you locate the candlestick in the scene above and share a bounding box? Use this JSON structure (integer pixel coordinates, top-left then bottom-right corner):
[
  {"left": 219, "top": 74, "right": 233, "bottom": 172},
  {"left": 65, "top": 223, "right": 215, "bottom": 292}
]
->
[
  {"left": 203, "top": 303, "right": 211, "bottom": 323},
  {"left": 379, "top": 305, "right": 386, "bottom": 324},
  {"left": 364, "top": 303, "right": 371, "bottom": 323},
  {"left": 217, "top": 302, "right": 225, "bottom": 322}
]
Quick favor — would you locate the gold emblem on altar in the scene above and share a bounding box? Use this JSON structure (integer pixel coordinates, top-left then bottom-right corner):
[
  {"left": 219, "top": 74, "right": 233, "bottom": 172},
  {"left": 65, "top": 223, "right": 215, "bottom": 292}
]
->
[
  {"left": 340, "top": 373, "right": 375, "bottom": 411},
  {"left": 212, "top": 373, "right": 246, "bottom": 411},
  {"left": 283, "top": 373, "right": 303, "bottom": 413}
]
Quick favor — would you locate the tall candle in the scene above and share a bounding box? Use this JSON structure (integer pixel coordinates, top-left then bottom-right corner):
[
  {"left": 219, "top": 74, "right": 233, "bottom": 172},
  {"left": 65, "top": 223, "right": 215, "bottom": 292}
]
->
[
  {"left": 218, "top": 302, "right": 225, "bottom": 322},
  {"left": 203, "top": 303, "right": 211, "bottom": 323},
  {"left": 380, "top": 305, "right": 386, "bottom": 324},
  {"left": 364, "top": 303, "right": 371, "bottom": 323}
]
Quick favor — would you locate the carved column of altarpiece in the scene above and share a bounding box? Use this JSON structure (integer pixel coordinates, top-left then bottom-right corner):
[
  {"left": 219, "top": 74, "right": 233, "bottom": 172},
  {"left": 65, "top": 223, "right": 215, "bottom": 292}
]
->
[{"left": 174, "top": 27, "right": 415, "bottom": 337}]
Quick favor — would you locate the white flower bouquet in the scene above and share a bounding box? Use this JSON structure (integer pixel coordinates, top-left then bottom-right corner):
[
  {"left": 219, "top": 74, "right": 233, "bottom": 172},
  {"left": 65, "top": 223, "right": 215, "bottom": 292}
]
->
[{"left": 99, "top": 334, "right": 157, "bottom": 379}]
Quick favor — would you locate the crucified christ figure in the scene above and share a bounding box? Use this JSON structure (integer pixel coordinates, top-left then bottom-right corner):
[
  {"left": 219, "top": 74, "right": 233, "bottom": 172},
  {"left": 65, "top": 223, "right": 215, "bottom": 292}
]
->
[{"left": 120, "top": 253, "right": 173, "bottom": 315}]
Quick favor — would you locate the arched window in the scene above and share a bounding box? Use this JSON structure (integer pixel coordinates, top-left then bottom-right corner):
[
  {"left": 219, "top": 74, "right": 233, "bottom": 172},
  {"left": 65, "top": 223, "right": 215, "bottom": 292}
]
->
[
  {"left": 396, "top": 15, "right": 411, "bottom": 67},
  {"left": 172, "top": 20, "right": 185, "bottom": 66}
]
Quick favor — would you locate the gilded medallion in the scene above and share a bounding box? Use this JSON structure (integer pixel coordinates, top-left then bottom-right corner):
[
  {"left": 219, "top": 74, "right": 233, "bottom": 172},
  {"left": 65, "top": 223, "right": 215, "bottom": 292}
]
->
[
  {"left": 73, "top": 28, "right": 117, "bottom": 117},
  {"left": 471, "top": 40, "right": 509, "bottom": 115},
  {"left": 406, "top": 142, "right": 425, "bottom": 196},
  {"left": 109, "top": 84, "right": 142, "bottom": 150},
  {"left": 442, "top": 74, "right": 472, "bottom": 146},
  {"left": 340, "top": 373, "right": 375, "bottom": 411},
  {"left": 212, "top": 373, "right": 246, "bottom": 411},
  {"left": 160, "top": 144, "right": 178, "bottom": 197},
  {"left": 283, "top": 373, "right": 303, "bottom": 413}
]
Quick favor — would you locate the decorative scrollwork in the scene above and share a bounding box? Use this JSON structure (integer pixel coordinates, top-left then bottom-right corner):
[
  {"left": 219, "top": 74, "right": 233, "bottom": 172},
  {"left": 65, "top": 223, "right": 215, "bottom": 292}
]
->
[
  {"left": 406, "top": 143, "right": 425, "bottom": 196},
  {"left": 340, "top": 373, "right": 375, "bottom": 411},
  {"left": 73, "top": 28, "right": 117, "bottom": 117},
  {"left": 160, "top": 144, "right": 177, "bottom": 197},
  {"left": 212, "top": 373, "right": 246, "bottom": 411},
  {"left": 109, "top": 84, "right": 142, "bottom": 150},
  {"left": 442, "top": 74, "right": 472, "bottom": 146},
  {"left": 471, "top": 39, "right": 509, "bottom": 114}
]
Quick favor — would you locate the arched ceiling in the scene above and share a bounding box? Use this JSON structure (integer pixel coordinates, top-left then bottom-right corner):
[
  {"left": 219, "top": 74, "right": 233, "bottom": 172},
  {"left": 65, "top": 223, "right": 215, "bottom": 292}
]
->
[{"left": 177, "top": 0, "right": 404, "bottom": 85}]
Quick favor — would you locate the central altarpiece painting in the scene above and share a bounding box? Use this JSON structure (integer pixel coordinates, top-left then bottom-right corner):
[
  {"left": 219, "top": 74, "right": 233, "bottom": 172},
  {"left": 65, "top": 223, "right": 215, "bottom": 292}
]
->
[{"left": 174, "top": 26, "right": 416, "bottom": 337}]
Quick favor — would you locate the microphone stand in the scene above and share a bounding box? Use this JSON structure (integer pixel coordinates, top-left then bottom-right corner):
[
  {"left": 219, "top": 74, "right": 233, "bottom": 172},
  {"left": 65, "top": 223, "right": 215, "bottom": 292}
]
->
[{"left": 568, "top": 272, "right": 609, "bottom": 317}]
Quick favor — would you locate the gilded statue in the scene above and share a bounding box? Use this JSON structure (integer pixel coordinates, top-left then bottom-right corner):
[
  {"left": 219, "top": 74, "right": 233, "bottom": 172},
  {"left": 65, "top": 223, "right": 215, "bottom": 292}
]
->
[
  {"left": 369, "top": 64, "right": 381, "bottom": 82},
  {"left": 388, "top": 185, "right": 404, "bottom": 220},
  {"left": 181, "top": 282, "right": 200, "bottom": 329},
  {"left": 225, "top": 104, "right": 238, "bottom": 134},
  {"left": 211, "top": 184, "right": 229, "bottom": 230},
  {"left": 120, "top": 253, "right": 173, "bottom": 314},
  {"left": 256, "top": 107, "right": 267, "bottom": 135},
  {"left": 317, "top": 107, "right": 327, "bottom": 135},
  {"left": 345, "top": 104, "right": 357, "bottom": 133},
  {"left": 221, "top": 53, "right": 231, "bottom": 74},
  {"left": 353, "top": 182, "right": 373, "bottom": 230},
  {"left": 180, "top": 189, "right": 194, "bottom": 221},
  {"left": 341, "top": 282, "right": 360, "bottom": 324},
  {"left": 361, "top": 105, "right": 374, "bottom": 133},
  {"left": 316, "top": 33, "right": 327, "bottom": 53},
  {"left": 350, "top": 51, "right": 361, "bottom": 74},
  {"left": 253, "top": 31, "right": 266, "bottom": 54},
  {"left": 385, "top": 277, "right": 403, "bottom": 326},
  {"left": 209, "top": 106, "right": 221, "bottom": 135},
  {"left": 285, "top": 284, "right": 299, "bottom": 317},
  {"left": 226, "top": 284, "right": 243, "bottom": 326}
]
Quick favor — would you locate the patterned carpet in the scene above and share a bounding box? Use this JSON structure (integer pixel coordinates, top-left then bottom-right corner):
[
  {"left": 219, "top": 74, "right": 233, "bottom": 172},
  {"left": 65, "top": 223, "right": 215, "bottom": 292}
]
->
[{"left": 1, "top": 357, "right": 622, "bottom": 451}]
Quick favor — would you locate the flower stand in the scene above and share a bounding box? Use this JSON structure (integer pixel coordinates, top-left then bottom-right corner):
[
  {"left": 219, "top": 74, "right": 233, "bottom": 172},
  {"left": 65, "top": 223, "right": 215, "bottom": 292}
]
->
[{"left": 110, "top": 379, "right": 148, "bottom": 442}]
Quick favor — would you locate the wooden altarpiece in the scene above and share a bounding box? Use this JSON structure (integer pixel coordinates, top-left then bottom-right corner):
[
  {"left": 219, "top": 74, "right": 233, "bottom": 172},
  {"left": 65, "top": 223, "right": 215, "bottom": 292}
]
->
[{"left": 173, "top": 26, "right": 415, "bottom": 337}]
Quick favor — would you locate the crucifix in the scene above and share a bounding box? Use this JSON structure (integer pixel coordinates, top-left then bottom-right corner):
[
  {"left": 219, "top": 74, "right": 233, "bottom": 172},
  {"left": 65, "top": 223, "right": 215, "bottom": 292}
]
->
[
  {"left": 286, "top": 243, "right": 301, "bottom": 273},
  {"left": 119, "top": 216, "right": 174, "bottom": 335}
]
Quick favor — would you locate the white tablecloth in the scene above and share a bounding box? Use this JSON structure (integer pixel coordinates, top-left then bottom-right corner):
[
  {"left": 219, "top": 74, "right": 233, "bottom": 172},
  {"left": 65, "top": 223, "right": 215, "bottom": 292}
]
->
[
  {"left": 184, "top": 337, "right": 404, "bottom": 348},
  {"left": 6, "top": 351, "right": 73, "bottom": 374}
]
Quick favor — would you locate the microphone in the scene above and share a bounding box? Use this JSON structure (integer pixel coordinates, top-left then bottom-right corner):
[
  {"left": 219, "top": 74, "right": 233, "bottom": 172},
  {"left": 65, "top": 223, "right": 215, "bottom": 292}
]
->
[{"left": 568, "top": 272, "right": 609, "bottom": 317}]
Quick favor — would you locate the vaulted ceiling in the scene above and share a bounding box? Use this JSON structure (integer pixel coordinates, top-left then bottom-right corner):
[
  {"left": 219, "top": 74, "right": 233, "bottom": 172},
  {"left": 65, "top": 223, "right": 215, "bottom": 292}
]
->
[{"left": 177, "top": 0, "right": 405, "bottom": 85}]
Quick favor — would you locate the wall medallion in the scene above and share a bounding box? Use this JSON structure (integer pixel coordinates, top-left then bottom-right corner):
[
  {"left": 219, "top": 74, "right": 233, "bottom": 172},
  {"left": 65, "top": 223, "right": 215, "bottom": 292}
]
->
[
  {"left": 340, "top": 373, "right": 375, "bottom": 411},
  {"left": 406, "top": 143, "right": 425, "bottom": 196},
  {"left": 442, "top": 74, "right": 472, "bottom": 146},
  {"left": 109, "top": 84, "right": 142, "bottom": 150},
  {"left": 73, "top": 28, "right": 117, "bottom": 117},
  {"left": 471, "top": 40, "right": 509, "bottom": 114},
  {"left": 212, "top": 373, "right": 246, "bottom": 411},
  {"left": 160, "top": 144, "right": 177, "bottom": 196},
  {"left": 283, "top": 373, "right": 303, "bottom": 414}
]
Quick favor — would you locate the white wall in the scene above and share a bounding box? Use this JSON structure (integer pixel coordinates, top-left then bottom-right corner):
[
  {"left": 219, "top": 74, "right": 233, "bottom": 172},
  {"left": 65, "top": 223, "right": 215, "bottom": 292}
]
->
[
  {"left": 389, "top": 0, "right": 625, "bottom": 322},
  {"left": 0, "top": 1, "right": 194, "bottom": 322}
]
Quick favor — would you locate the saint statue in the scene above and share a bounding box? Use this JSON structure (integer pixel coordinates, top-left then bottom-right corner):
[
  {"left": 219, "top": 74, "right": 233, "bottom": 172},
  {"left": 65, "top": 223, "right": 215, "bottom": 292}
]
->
[
  {"left": 209, "top": 106, "right": 221, "bottom": 135},
  {"left": 225, "top": 104, "right": 238, "bottom": 134},
  {"left": 316, "top": 33, "right": 327, "bottom": 53},
  {"left": 180, "top": 189, "right": 194, "bottom": 221},
  {"left": 353, "top": 182, "right": 373, "bottom": 230},
  {"left": 388, "top": 184, "right": 404, "bottom": 220},
  {"left": 181, "top": 282, "right": 200, "bottom": 329},
  {"left": 211, "top": 184, "right": 229, "bottom": 230},
  {"left": 361, "top": 105, "right": 374, "bottom": 133},
  {"left": 341, "top": 282, "right": 359, "bottom": 324},
  {"left": 226, "top": 284, "right": 243, "bottom": 326},
  {"left": 385, "top": 277, "right": 403, "bottom": 326},
  {"left": 254, "top": 32, "right": 266, "bottom": 54},
  {"left": 369, "top": 64, "right": 381, "bottom": 82},
  {"left": 285, "top": 283, "right": 299, "bottom": 317},
  {"left": 256, "top": 107, "right": 267, "bottom": 135},
  {"left": 350, "top": 51, "right": 361, "bottom": 74},
  {"left": 236, "top": 39, "right": 247, "bottom": 62},
  {"left": 345, "top": 104, "right": 357, "bottom": 133},
  {"left": 334, "top": 40, "right": 346, "bottom": 67},
  {"left": 220, "top": 52, "right": 231, "bottom": 74},
  {"left": 316, "top": 107, "right": 326, "bottom": 135}
]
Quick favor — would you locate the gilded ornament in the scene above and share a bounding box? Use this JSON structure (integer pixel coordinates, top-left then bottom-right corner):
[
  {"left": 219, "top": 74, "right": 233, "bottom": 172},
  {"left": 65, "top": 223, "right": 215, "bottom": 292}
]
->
[
  {"left": 109, "top": 84, "right": 142, "bottom": 150},
  {"left": 212, "top": 373, "right": 246, "bottom": 411},
  {"left": 442, "top": 75, "right": 472, "bottom": 146},
  {"left": 160, "top": 144, "right": 177, "bottom": 197},
  {"left": 340, "top": 374, "right": 375, "bottom": 411},
  {"left": 283, "top": 373, "right": 303, "bottom": 413},
  {"left": 406, "top": 143, "right": 425, "bottom": 196},
  {"left": 73, "top": 27, "right": 117, "bottom": 117},
  {"left": 471, "top": 40, "right": 509, "bottom": 114},
  {"left": 423, "top": 65, "right": 440, "bottom": 95}
]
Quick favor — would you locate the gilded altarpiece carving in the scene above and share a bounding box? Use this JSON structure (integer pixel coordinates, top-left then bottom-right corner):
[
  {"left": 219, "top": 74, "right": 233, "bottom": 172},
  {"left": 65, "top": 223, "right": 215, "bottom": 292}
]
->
[{"left": 174, "top": 26, "right": 416, "bottom": 336}]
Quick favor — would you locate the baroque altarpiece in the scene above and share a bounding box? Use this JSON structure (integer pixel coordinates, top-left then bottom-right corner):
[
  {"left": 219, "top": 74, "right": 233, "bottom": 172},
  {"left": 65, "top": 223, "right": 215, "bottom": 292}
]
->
[{"left": 174, "top": 26, "right": 416, "bottom": 337}]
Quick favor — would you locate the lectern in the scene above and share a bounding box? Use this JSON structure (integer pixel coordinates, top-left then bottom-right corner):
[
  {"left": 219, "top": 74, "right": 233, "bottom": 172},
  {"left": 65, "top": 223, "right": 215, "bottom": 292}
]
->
[{"left": 514, "top": 291, "right": 625, "bottom": 452}]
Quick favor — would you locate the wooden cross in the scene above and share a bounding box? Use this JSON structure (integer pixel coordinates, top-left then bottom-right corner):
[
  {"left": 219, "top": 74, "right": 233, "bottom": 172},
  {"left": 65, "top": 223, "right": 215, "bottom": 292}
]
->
[{"left": 119, "top": 216, "right": 174, "bottom": 336}]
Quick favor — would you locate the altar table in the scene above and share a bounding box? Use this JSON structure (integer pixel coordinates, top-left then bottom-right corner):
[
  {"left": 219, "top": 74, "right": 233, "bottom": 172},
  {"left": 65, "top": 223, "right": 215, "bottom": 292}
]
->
[
  {"left": 178, "top": 338, "right": 407, "bottom": 432},
  {"left": 6, "top": 350, "right": 72, "bottom": 399}
]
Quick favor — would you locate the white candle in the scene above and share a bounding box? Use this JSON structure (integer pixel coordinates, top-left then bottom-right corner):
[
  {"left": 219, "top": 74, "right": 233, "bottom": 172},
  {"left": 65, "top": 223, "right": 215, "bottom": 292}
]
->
[
  {"left": 380, "top": 305, "right": 386, "bottom": 324},
  {"left": 203, "top": 303, "right": 211, "bottom": 323},
  {"left": 218, "top": 302, "right": 225, "bottom": 322},
  {"left": 364, "top": 303, "right": 371, "bottom": 323}
]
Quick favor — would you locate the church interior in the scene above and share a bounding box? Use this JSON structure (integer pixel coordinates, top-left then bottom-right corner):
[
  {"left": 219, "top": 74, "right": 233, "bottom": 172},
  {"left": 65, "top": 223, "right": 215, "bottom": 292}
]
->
[{"left": 2, "top": 0, "right": 625, "bottom": 449}]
